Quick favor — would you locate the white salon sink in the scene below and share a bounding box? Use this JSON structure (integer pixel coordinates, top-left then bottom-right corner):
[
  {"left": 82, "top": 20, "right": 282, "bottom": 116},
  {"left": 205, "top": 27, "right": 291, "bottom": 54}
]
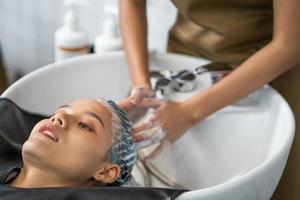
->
[{"left": 1, "top": 52, "right": 295, "bottom": 200}]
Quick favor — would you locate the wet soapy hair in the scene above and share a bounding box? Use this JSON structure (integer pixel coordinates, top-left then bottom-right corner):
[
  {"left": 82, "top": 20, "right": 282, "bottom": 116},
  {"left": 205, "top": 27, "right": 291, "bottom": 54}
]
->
[{"left": 97, "top": 99, "right": 137, "bottom": 186}]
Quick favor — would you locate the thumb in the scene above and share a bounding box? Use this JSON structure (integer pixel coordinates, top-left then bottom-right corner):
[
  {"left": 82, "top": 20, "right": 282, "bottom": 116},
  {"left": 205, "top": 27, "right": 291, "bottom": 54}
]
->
[
  {"left": 136, "top": 98, "right": 164, "bottom": 109},
  {"left": 117, "top": 99, "right": 134, "bottom": 112}
]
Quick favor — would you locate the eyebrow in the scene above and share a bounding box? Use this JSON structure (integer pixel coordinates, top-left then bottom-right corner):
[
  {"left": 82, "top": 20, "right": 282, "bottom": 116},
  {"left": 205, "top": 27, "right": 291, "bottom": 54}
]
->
[
  {"left": 85, "top": 111, "right": 105, "bottom": 129},
  {"left": 58, "top": 105, "right": 105, "bottom": 129}
]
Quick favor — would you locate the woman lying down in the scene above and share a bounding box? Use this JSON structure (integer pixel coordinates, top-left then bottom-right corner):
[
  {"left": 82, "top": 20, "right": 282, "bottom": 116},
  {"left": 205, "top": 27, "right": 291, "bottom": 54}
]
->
[
  {"left": 7, "top": 98, "right": 136, "bottom": 187},
  {"left": 0, "top": 96, "right": 186, "bottom": 200}
]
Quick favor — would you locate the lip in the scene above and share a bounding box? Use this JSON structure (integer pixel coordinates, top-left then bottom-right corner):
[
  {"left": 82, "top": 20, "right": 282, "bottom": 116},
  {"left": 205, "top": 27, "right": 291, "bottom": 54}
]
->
[{"left": 38, "top": 124, "right": 59, "bottom": 142}]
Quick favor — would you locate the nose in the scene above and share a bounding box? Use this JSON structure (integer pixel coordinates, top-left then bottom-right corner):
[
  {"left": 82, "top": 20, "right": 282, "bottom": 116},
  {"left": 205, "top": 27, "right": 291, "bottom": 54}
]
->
[{"left": 50, "top": 112, "right": 67, "bottom": 128}]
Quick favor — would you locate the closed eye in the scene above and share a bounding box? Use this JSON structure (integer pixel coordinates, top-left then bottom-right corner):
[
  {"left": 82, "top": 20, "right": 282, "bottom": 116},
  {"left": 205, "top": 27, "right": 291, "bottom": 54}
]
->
[{"left": 78, "top": 122, "right": 94, "bottom": 132}]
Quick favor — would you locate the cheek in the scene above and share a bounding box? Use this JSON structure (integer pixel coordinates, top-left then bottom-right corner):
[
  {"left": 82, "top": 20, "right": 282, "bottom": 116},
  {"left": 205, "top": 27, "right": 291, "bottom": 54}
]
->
[{"left": 63, "top": 130, "right": 110, "bottom": 167}]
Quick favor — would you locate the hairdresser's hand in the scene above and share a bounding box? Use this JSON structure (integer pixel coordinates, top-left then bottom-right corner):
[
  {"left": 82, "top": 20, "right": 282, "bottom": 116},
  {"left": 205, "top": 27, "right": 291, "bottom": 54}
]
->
[
  {"left": 132, "top": 99, "right": 197, "bottom": 163},
  {"left": 118, "top": 86, "right": 154, "bottom": 112},
  {"left": 120, "top": 86, "right": 155, "bottom": 123}
]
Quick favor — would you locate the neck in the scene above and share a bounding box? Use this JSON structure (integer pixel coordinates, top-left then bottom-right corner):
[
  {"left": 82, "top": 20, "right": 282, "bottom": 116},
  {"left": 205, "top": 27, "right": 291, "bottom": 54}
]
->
[{"left": 10, "top": 166, "right": 81, "bottom": 188}]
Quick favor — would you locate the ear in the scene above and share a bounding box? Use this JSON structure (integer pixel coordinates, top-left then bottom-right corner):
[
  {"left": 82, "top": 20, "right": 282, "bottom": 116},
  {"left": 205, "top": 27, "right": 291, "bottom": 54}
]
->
[{"left": 93, "top": 164, "right": 121, "bottom": 184}]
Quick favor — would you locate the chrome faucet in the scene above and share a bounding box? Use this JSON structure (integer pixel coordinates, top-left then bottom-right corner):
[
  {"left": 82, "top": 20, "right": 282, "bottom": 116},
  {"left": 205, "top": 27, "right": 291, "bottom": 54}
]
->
[
  {"left": 150, "top": 62, "right": 233, "bottom": 94},
  {"left": 195, "top": 62, "right": 233, "bottom": 84}
]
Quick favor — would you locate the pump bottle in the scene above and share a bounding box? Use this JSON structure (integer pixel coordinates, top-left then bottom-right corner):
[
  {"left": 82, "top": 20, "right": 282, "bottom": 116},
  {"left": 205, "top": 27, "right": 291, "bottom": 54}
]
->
[
  {"left": 54, "top": 0, "right": 89, "bottom": 61},
  {"left": 93, "top": 5, "right": 123, "bottom": 53}
]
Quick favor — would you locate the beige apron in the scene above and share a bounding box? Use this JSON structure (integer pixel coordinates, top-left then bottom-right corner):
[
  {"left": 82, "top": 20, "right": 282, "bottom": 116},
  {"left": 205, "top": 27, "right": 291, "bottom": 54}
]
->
[{"left": 167, "top": 0, "right": 300, "bottom": 199}]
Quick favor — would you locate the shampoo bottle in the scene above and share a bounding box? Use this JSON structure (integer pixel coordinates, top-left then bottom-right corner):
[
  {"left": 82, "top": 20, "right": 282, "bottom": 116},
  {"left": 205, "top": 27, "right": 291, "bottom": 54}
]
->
[
  {"left": 54, "top": 0, "right": 89, "bottom": 61},
  {"left": 94, "top": 5, "right": 123, "bottom": 53}
]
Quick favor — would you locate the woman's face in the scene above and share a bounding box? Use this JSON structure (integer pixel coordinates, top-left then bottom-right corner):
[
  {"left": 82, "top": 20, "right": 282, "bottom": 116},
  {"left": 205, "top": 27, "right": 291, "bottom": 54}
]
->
[{"left": 22, "top": 99, "right": 115, "bottom": 184}]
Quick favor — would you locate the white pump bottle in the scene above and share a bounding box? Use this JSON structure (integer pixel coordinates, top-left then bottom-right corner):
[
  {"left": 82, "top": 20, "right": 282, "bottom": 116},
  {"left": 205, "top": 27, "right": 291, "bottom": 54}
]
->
[
  {"left": 54, "top": 0, "right": 89, "bottom": 61},
  {"left": 94, "top": 5, "right": 123, "bottom": 53}
]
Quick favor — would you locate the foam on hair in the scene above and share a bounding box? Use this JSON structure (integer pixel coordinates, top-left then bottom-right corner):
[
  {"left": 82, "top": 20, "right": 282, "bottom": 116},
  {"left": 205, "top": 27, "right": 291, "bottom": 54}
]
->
[{"left": 97, "top": 98, "right": 137, "bottom": 186}]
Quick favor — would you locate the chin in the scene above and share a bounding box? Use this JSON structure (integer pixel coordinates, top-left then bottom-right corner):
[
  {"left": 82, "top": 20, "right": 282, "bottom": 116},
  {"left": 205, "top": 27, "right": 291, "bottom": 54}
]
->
[{"left": 22, "top": 139, "right": 52, "bottom": 166}]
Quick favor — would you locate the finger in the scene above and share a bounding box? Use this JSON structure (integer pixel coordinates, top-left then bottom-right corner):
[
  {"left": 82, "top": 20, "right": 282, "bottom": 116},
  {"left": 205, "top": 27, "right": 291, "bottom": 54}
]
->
[
  {"left": 137, "top": 98, "right": 163, "bottom": 109},
  {"left": 132, "top": 125, "right": 163, "bottom": 143},
  {"left": 134, "top": 132, "right": 164, "bottom": 150},
  {"left": 132, "top": 117, "right": 157, "bottom": 133},
  {"left": 130, "top": 88, "right": 145, "bottom": 104},
  {"left": 134, "top": 139, "right": 155, "bottom": 150},
  {"left": 132, "top": 86, "right": 155, "bottom": 97},
  {"left": 127, "top": 107, "right": 149, "bottom": 123},
  {"left": 133, "top": 127, "right": 165, "bottom": 149},
  {"left": 130, "top": 86, "right": 154, "bottom": 104},
  {"left": 142, "top": 140, "right": 171, "bottom": 164},
  {"left": 150, "top": 127, "right": 166, "bottom": 143},
  {"left": 117, "top": 99, "right": 134, "bottom": 112},
  {"left": 133, "top": 132, "right": 151, "bottom": 143},
  {"left": 145, "top": 89, "right": 156, "bottom": 98}
]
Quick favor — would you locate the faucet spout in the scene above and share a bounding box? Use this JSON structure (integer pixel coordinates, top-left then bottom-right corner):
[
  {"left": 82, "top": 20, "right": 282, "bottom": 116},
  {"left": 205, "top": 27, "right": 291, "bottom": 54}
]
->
[
  {"left": 195, "top": 62, "right": 233, "bottom": 84},
  {"left": 150, "top": 62, "right": 234, "bottom": 96}
]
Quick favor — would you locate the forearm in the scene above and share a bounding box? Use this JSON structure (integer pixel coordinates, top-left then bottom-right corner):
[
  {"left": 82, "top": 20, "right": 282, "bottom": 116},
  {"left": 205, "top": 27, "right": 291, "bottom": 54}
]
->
[
  {"left": 120, "top": 0, "right": 151, "bottom": 88},
  {"left": 183, "top": 0, "right": 300, "bottom": 124},
  {"left": 186, "top": 40, "right": 300, "bottom": 122}
]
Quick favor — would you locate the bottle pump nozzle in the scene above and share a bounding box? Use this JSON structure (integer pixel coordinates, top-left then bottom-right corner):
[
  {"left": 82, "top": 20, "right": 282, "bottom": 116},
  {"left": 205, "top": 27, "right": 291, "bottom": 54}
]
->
[
  {"left": 54, "top": 0, "right": 90, "bottom": 61},
  {"left": 64, "top": 0, "right": 88, "bottom": 31},
  {"left": 102, "top": 5, "right": 119, "bottom": 38}
]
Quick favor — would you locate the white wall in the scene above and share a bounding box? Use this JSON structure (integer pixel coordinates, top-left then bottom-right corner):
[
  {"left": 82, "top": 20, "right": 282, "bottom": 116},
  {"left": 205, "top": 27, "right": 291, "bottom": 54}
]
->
[{"left": 0, "top": 0, "right": 177, "bottom": 84}]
